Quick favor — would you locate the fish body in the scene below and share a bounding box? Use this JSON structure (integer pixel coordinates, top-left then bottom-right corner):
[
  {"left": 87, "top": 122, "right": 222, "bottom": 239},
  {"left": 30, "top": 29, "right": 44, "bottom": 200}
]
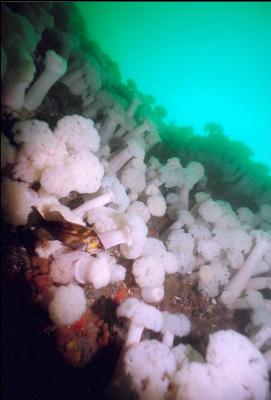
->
[{"left": 28, "top": 207, "right": 104, "bottom": 254}]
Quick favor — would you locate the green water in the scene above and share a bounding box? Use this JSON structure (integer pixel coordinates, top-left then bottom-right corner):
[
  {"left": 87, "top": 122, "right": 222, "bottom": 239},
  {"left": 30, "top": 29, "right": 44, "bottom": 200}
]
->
[{"left": 76, "top": 1, "right": 271, "bottom": 170}]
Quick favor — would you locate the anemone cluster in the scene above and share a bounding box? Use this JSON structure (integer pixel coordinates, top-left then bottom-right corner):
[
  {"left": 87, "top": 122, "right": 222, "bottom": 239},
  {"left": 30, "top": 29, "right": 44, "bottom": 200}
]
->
[{"left": 1, "top": 3, "right": 271, "bottom": 400}]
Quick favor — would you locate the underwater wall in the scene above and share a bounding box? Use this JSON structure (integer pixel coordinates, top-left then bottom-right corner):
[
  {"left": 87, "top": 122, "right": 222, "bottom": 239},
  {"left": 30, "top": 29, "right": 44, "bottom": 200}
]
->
[
  {"left": 1, "top": 2, "right": 271, "bottom": 400},
  {"left": 1, "top": 1, "right": 271, "bottom": 209}
]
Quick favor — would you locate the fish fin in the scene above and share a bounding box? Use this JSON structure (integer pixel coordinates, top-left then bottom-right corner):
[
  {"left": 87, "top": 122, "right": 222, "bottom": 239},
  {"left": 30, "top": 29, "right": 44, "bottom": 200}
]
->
[
  {"left": 27, "top": 206, "right": 45, "bottom": 228},
  {"left": 42, "top": 209, "right": 67, "bottom": 223},
  {"left": 61, "top": 246, "right": 78, "bottom": 254}
]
